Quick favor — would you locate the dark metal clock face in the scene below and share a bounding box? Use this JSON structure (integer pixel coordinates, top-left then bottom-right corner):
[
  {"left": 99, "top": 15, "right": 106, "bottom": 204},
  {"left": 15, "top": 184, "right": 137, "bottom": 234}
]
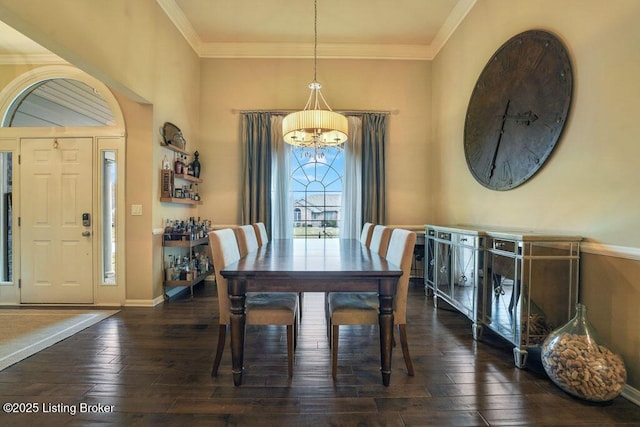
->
[{"left": 464, "top": 30, "right": 572, "bottom": 190}]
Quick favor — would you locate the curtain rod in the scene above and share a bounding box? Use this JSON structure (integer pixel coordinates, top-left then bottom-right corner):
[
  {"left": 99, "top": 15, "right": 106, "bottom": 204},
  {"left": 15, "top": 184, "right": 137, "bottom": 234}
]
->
[{"left": 233, "top": 109, "right": 397, "bottom": 115}]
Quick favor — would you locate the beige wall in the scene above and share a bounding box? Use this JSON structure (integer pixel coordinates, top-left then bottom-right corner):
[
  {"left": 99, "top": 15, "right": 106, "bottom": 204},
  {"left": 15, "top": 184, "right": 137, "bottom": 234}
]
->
[
  {"left": 1, "top": 0, "right": 638, "bottom": 392},
  {"left": 0, "top": 0, "right": 202, "bottom": 301},
  {"left": 432, "top": 0, "right": 640, "bottom": 389},
  {"left": 198, "top": 58, "right": 432, "bottom": 226},
  {"left": 431, "top": 0, "right": 640, "bottom": 246}
]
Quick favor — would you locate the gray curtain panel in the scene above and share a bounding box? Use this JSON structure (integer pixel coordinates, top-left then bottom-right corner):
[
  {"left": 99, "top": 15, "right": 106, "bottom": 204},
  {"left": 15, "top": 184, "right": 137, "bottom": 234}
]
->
[
  {"left": 241, "top": 112, "right": 272, "bottom": 234},
  {"left": 361, "top": 113, "right": 386, "bottom": 224},
  {"left": 241, "top": 111, "right": 386, "bottom": 236}
]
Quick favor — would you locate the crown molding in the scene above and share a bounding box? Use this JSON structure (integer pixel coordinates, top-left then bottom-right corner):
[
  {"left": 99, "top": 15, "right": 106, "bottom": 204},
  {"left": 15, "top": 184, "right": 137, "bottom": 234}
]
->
[
  {"left": 430, "top": 0, "right": 477, "bottom": 57},
  {"left": 156, "top": 0, "right": 202, "bottom": 54},
  {"left": 0, "top": 53, "right": 67, "bottom": 65},
  {"left": 198, "top": 41, "right": 435, "bottom": 60},
  {"left": 156, "top": 0, "right": 476, "bottom": 60}
]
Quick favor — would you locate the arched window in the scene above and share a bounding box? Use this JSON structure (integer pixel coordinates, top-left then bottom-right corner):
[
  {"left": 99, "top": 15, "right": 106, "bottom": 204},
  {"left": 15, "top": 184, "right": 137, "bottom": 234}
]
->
[
  {"left": 3, "top": 78, "right": 115, "bottom": 127},
  {"left": 290, "top": 148, "right": 343, "bottom": 239}
]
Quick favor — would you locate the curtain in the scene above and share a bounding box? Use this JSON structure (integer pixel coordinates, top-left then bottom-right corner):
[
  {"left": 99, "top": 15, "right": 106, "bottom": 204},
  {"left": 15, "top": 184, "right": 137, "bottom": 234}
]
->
[
  {"left": 270, "top": 115, "right": 292, "bottom": 239},
  {"left": 241, "top": 112, "right": 272, "bottom": 233},
  {"left": 242, "top": 110, "right": 386, "bottom": 239},
  {"left": 361, "top": 113, "right": 387, "bottom": 224},
  {"left": 340, "top": 116, "right": 362, "bottom": 239}
]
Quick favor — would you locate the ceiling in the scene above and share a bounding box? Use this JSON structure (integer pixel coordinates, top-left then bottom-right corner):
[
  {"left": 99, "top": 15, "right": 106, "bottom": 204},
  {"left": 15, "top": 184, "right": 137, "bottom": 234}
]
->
[
  {"left": 0, "top": 20, "right": 63, "bottom": 63},
  {"left": 0, "top": 0, "right": 476, "bottom": 63}
]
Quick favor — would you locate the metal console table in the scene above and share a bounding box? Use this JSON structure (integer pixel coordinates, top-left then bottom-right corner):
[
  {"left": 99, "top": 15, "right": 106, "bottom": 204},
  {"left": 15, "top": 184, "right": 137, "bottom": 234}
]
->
[
  {"left": 425, "top": 225, "right": 485, "bottom": 339},
  {"left": 426, "top": 224, "right": 581, "bottom": 368}
]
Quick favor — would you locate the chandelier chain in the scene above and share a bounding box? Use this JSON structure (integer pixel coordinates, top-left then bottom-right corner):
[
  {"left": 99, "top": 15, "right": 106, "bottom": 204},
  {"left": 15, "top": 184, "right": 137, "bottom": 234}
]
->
[
  {"left": 313, "top": 0, "right": 318, "bottom": 83},
  {"left": 281, "top": 0, "right": 348, "bottom": 148}
]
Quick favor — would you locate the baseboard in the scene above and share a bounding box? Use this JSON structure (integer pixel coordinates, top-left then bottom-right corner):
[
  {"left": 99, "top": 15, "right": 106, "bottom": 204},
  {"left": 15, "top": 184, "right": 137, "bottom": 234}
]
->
[
  {"left": 622, "top": 384, "right": 640, "bottom": 406},
  {"left": 124, "top": 298, "right": 163, "bottom": 307}
]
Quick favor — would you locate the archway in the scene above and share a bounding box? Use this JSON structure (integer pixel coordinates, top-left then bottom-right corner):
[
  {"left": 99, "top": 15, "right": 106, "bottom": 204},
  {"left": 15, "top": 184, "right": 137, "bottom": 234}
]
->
[{"left": 0, "top": 65, "right": 126, "bottom": 305}]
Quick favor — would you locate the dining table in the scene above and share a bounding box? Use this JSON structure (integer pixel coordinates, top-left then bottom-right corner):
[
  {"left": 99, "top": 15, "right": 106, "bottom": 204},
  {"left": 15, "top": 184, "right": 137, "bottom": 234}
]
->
[{"left": 220, "top": 238, "right": 403, "bottom": 386}]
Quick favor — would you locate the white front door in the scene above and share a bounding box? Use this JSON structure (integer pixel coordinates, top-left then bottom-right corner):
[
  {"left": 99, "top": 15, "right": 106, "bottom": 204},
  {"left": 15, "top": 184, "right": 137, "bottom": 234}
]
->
[{"left": 20, "top": 137, "right": 94, "bottom": 303}]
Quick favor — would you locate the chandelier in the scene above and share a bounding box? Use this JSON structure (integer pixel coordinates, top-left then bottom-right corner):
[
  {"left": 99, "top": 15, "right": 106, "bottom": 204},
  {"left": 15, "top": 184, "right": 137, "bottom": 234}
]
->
[{"left": 282, "top": 0, "right": 348, "bottom": 149}]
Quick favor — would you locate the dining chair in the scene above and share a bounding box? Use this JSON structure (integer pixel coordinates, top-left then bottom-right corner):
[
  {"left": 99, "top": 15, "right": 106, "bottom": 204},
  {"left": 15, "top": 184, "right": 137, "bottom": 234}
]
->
[
  {"left": 234, "top": 224, "right": 259, "bottom": 257},
  {"left": 253, "top": 222, "right": 269, "bottom": 247},
  {"left": 369, "top": 224, "right": 392, "bottom": 257},
  {"left": 328, "top": 228, "right": 417, "bottom": 379},
  {"left": 254, "top": 221, "right": 304, "bottom": 318},
  {"left": 359, "top": 222, "right": 374, "bottom": 246},
  {"left": 209, "top": 228, "right": 299, "bottom": 377},
  {"left": 326, "top": 221, "right": 376, "bottom": 333}
]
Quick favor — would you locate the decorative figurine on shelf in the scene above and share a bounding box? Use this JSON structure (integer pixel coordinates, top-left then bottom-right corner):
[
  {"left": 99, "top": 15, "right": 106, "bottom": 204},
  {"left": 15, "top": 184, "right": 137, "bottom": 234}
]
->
[
  {"left": 191, "top": 151, "right": 201, "bottom": 178},
  {"left": 162, "top": 155, "right": 171, "bottom": 170}
]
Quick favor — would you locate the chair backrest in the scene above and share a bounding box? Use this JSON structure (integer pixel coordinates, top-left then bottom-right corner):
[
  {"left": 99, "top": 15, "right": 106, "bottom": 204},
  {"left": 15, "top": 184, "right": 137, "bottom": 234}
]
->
[
  {"left": 253, "top": 222, "right": 269, "bottom": 247},
  {"left": 385, "top": 228, "right": 417, "bottom": 324},
  {"left": 209, "top": 228, "right": 241, "bottom": 325},
  {"left": 369, "top": 225, "right": 392, "bottom": 257},
  {"left": 235, "top": 224, "right": 259, "bottom": 256},
  {"left": 360, "top": 222, "right": 374, "bottom": 246}
]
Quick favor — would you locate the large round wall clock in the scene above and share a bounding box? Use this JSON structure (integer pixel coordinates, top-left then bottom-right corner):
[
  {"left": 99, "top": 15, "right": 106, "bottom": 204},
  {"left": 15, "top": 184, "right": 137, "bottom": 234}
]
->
[{"left": 464, "top": 30, "right": 572, "bottom": 190}]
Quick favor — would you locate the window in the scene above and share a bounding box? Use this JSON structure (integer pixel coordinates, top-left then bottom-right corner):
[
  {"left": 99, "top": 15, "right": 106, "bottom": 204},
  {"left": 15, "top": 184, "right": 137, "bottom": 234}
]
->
[
  {"left": 0, "top": 152, "right": 12, "bottom": 282},
  {"left": 290, "top": 148, "right": 343, "bottom": 239},
  {"left": 101, "top": 151, "right": 117, "bottom": 284},
  {"left": 3, "top": 78, "right": 115, "bottom": 127}
]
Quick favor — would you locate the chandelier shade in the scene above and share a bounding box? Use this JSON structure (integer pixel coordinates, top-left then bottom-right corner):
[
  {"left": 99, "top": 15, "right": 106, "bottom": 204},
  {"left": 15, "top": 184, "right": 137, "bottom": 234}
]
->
[
  {"left": 282, "top": 107, "right": 348, "bottom": 147},
  {"left": 282, "top": 0, "right": 348, "bottom": 148}
]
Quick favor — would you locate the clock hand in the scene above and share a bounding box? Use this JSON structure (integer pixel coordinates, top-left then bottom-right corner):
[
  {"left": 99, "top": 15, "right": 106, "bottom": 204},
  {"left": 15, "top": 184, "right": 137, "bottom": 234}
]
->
[
  {"left": 506, "top": 110, "right": 538, "bottom": 125},
  {"left": 488, "top": 99, "right": 511, "bottom": 179}
]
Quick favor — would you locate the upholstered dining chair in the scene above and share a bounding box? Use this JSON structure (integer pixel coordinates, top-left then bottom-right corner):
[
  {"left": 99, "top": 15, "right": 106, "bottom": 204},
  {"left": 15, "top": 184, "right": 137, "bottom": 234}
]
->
[
  {"left": 325, "top": 222, "right": 378, "bottom": 334},
  {"left": 360, "top": 222, "right": 374, "bottom": 246},
  {"left": 368, "top": 225, "right": 392, "bottom": 257},
  {"left": 253, "top": 222, "right": 269, "bottom": 247},
  {"left": 328, "top": 228, "right": 417, "bottom": 379},
  {"left": 253, "top": 221, "right": 304, "bottom": 317},
  {"left": 209, "top": 228, "right": 299, "bottom": 377},
  {"left": 234, "top": 224, "right": 259, "bottom": 257}
]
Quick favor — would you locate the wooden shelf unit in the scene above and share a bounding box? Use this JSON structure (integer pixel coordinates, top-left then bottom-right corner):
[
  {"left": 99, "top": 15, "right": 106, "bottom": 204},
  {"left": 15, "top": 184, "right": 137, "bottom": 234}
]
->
[
  {"left": 160, "top": 197, "right": 201, "bottom": 205},
  {"left": 162, "top": 236, "right": 212, "bottom": 299},
  {"left": 160, "top": 143, "right": 202, "bottom": 205}
]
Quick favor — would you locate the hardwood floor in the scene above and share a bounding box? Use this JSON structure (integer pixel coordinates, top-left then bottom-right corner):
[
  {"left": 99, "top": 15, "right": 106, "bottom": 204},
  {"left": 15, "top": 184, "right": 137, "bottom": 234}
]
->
[{"left": 1, "top": 282, "right": 639, "bottom": 426}]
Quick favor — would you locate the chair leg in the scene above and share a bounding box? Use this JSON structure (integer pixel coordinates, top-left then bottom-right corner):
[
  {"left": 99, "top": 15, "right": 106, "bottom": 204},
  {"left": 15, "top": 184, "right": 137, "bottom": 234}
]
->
[
  {"left": 299, "top": 292, "right": 304, "bottom": 319},
  {"left": 294, "top": 313, "right": 298, "bottom": 350},
  {"left": 211, "top": 324, "right": 227, "bottom": 377},
  {"left": 331, "top": 324, "right": 339, "bottom": 379},
  {"left": 398, "top": 324, "right": 414, "bottom": 376},
  {"left": 325, "top": 292, "right": 331, "bottom": 338},
  {"left": 287, "top": 324, "right": 294, "bottom": 377}
]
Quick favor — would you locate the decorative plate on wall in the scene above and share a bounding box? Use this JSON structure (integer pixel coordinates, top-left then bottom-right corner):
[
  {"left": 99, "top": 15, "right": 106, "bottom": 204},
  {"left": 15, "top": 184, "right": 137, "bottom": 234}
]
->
[{"left": 161, "top": 122, "right": 186, "bottom": 150}]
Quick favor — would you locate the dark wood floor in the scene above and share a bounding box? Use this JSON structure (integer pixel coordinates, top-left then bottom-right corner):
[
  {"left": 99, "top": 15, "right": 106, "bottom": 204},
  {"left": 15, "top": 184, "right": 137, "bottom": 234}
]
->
[{"left": 1, "top": 282, "right": 639, "bottom": 426}]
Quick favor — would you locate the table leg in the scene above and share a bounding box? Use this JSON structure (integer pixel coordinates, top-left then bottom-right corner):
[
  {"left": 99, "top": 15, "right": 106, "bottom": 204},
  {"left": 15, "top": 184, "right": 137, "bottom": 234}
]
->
[
  {"left": 378, "top": 278, "right": 396, "bottom": 386},
  {"left": 228, "top": 278, "right": 247, "bottom": 386}
]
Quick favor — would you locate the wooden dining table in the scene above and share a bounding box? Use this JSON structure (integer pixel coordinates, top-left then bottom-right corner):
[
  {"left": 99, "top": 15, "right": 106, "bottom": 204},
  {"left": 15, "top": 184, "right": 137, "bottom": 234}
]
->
[{"left": 220, "top": 238, "right": 403, "bottom": 386}]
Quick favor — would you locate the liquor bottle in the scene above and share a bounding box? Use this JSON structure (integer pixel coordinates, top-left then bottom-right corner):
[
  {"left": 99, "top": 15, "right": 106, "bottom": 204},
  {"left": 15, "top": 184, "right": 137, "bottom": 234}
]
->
[{"left": 192, "top": 151, "right": 201, "bottom": 178}]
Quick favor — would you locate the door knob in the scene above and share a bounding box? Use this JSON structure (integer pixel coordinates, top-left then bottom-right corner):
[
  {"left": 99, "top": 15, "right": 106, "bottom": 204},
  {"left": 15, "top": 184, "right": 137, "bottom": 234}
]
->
[{"left": 82, "top": 231, "right": 91, "bottom": 237}]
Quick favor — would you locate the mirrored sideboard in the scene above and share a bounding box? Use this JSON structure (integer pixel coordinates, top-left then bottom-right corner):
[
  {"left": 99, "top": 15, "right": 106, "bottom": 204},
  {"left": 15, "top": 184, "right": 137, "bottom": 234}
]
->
[
  {"left": 426, "top": 224, "right": 582, "bottom": 368},
  {"left": 425, "top": 225, "right": 485, "bottom": 340}
]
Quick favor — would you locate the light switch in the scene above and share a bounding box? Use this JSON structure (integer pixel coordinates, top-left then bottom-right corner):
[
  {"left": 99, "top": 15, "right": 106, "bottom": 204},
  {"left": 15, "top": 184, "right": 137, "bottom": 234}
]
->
[{"left": 131, "top": 204, "right": 143, "bottom": 216}]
